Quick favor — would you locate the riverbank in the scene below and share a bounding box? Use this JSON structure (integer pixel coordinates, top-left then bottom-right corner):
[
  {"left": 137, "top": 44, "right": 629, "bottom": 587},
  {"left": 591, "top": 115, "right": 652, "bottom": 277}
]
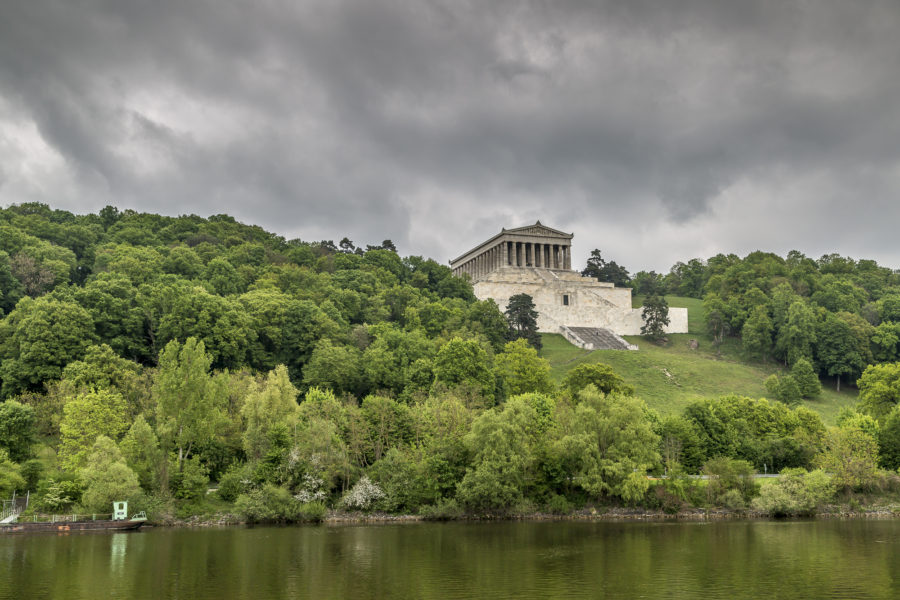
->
[{"left": 159, "top": 503, "right": 900, "bottom": 528}]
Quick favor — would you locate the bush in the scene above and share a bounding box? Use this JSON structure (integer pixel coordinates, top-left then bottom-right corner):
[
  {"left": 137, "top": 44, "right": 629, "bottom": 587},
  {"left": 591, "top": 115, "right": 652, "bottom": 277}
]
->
[
  {"left": 419, "top": 498, "right": 464, "bottom": 521},
  {"left": 792, "top": 358, "right": 822, "bottom": 399},
  {"left": 752, "top": 468, "right": 835, "bottom": 517},
  {"left": 545, "top": 494, "right": 573, "bottom": 515},
  {"left": 720, "top": 489, "right": 747, "bottom": 510},
  {"left": 341, "top": 476, "right": 385, "bottom": 511},
  {"left": 0, "top": 450, "right": 25, "bottom": 498},
  {"left": 296, "top": 501, "right": 327, "bottom": 523},
  {"left": 20, "top": 459, "right": 43, "bottom": 491},
  {"left": 562, "top": 363, "right": 634, "bottom": 397},
  {"left": 34, "top": 477, "right": 83, "bottom": 512},
  {"left": 235, "top": 483, "right": 309, "bottom": 523},
  {"left": 510, "top": 498, "right": 537, "bottom": 517},
  {"left": 765, "top": 374, "right": 801, "bottom": 406},
  {"left": 216, "top": 464, "right": 252, "bottom": 503},
  {"left": 171, "top": 456, "right": 210, "bottom": 501},
  {"left": 703, "top": 457, "right": 759, "bottom": 507}
]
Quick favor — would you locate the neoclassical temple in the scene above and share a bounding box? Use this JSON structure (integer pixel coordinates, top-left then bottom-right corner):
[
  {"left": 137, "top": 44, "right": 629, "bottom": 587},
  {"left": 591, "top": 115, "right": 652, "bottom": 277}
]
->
[
  {"left": 450, "top": 222, "right": 573, "bottom": 278},
  {"left": 450, "top": 222, "right": 688, "bottom": 348}
]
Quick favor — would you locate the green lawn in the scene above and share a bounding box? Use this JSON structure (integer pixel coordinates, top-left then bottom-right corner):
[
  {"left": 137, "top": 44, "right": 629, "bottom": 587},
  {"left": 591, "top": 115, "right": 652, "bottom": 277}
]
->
[{"left": 541, "top": 296, "right": 858, "bottom": 425}]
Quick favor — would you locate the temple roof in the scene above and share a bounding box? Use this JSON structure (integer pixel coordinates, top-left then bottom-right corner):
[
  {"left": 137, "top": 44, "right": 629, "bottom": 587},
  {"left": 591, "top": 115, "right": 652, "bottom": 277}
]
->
[{"left": 450, "top": 221, "right": 573, "bottom": 266}]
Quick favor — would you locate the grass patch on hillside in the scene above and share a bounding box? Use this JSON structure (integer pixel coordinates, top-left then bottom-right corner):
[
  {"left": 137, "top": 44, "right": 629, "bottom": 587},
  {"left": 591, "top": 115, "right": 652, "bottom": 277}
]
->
[{"left": 542, "top": 295, "right": 858, "bottom": 425}]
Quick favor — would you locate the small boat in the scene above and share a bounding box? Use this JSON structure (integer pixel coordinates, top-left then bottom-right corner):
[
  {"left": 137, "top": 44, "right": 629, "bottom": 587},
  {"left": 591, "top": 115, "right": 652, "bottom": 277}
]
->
[{"left": 0, "top": 501, "right": 147, "bottom": 535}]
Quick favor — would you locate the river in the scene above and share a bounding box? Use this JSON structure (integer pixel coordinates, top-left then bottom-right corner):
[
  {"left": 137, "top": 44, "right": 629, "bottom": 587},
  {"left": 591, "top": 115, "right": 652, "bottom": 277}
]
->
[{"left": 2, "top": 519, "right": 899, "bottom": 599}]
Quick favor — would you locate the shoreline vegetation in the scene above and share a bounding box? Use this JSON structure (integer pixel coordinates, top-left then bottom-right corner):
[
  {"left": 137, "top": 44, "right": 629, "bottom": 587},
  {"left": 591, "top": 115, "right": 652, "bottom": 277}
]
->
[
  {"left": 163, "top": 504, "right": 900, "bottom": 529},
  {"left": 2, "top": 204, "right": 900, "bottom": 533}
]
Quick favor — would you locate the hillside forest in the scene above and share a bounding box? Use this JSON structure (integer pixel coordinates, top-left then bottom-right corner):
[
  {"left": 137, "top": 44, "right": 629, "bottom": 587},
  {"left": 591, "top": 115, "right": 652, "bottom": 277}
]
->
[{"left": 1, "top": 203, "right": 900, "bottom": 521}]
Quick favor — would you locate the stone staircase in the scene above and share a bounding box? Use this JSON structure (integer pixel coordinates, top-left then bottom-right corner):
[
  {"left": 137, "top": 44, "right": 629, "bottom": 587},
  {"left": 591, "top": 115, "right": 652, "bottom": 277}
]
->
[{"left": 560, "top": 326, "right": 638, "bottom": 351}]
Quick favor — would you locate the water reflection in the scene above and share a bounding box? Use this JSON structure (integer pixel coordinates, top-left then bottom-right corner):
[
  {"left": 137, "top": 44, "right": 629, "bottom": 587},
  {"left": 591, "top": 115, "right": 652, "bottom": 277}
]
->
[
  {"left": 2, "top": 520, "right": 900, "bottom": 599},
  {"left": 109, "top": 533, "right": 127, "bottom": 574}
]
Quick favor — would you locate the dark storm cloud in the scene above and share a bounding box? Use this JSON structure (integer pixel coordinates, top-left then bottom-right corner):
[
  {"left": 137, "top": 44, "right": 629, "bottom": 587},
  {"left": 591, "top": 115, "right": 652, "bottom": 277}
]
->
[{"left": 1, "top": 0, "right": 899, "bottom": 270}]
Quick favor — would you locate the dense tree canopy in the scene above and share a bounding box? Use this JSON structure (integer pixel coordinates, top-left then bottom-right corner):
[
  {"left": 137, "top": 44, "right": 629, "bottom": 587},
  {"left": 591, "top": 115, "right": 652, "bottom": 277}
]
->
[{"left": 1, "top": 203, "right": 899, "bottom": 518}]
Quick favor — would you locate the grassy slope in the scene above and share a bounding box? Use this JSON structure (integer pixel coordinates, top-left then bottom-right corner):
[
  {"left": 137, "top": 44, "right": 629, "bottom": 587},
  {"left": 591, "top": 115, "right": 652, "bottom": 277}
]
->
[{"left": 542, "top": 295, "right": 857, "bottom": 425}]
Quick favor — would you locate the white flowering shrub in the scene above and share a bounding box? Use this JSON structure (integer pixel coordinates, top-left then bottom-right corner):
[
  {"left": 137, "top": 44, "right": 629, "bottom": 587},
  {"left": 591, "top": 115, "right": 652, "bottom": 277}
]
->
[
  {"left": 293, "top": 473, "right": 327, "bottom": 503},
  {"left": 341, "top": 476, "right": 385, "bottom": 511}
]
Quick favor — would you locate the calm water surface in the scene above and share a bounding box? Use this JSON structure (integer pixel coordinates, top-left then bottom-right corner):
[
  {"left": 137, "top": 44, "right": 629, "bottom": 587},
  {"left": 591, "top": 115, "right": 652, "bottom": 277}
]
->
[{"left": 2, "top": 519, "right": 899, "bottom": 599}]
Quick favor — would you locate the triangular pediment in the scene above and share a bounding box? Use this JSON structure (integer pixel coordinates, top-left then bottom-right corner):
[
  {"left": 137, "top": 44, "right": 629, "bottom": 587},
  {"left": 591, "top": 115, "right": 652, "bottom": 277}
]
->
[
  {"left": 503, "top": 221, "right": 572, "bottom": 238},
  {"left": 449, "top": 221, "right": 573, "bottom": 266}
]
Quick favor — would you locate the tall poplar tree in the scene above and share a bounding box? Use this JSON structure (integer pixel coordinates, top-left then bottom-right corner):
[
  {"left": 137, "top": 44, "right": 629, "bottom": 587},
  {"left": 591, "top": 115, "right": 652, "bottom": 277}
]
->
[{"left": 153, "top": 338, "right": 224, "bottom": 478}]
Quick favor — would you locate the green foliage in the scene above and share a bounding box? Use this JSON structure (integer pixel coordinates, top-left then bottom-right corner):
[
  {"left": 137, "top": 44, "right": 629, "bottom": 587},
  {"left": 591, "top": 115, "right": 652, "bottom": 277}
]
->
[
  {"left": 561, "top": 363, "right": 634, "bottom": 397},
  {"left": 683, "top": 396, "right": 823, "bottom": 472},
  {"left": 657, "top": 415, "right": 705, "bottom": 472},
  {"left": 816, "top": 312, "right": 874, "bottom": 391},
  {"left": 241, "top": 365, "right": 300, "bottom": 460},
  {"left": 493, "top": 338, "right": 553, "bottom": 397},
  {"left": 170, "top": 456, "right": 210, "bottom": 501},
  {"left": 368, "top": 448, "right": 434, "bottom": 512},
  {"left": 79, "top": 436, "right": 141, "bottom": 513},
  {"left": 857, "top": 362, "right": 900, "bottom": 424},
  {"left": 235, "top": 483, "right": 324, "bottom": 523},
  {"left": 582, "top": 249, "right": 630, "bottom": 287},
  {"left": 640, "top": 294, "right": 670, "bottom": 341},
  {"left": 154, "top": 337, "right": 225, "bottom": 473},
  {"left": 120, "top": 415, "right": 163, "bottom": 492},
  {"left": 0, "top": 296, "right": 97, "bottom": 397},
  {"left": 361, "top": 394, "right": 413, "bottom": 464},
  {"left": 815, "top": 426, "right": 880, "bottom": 492},
  {"left": 432, "top": 338, "right": 494, "bottom": 404},
  {"left": 20, "top": 459, "right": 42, "bottom": 490},
  {"left": 742, "top": 305, "right": 773, "bottom": 360},
  {"left": 776, "top": 301, "right": 817, "bottom": 366},
  {"left": 505, "top": 293, "right": 541, "bottom": 350},
  {"left": 5, "top": 206, "right": 900, "bottom": 518},
  {"left": 59, "top": 389, "right": 129, "bottom": 471},
  {"left": 871, "top": 322, "right": 900, "bottom": 362},
  {"left": 765, "top": 374, "right": 802, "bottom": 406},
  {"left": 34, "top": 477, "right": 83, "bottom": 512},
  {"left": 419, "top": 497, "right": 464, "bottom": 520},
  {"left": 751, "top": 468, "right": 835, "bottom": 516},
  {"left": 703, "top": 457, "right": 758, "bottom": 508},
  {"left": 302, "top": 339, "right": 363, "bottom": 396},
  {"left": 791, "top": 358, "right": 822, "bottom": 399},
  {"left": 216, "top": 463, "right": 253, "bottom": 503},
  {"left": 877, "top": 408, "right": 900, "bottom": 471},
  {"left": 0, "top": 400, "right": 35, "bottom": 461},
  {"left": 0, "top": 449, "right": 25, "bottom": 497},
  {"left": 562, "top": 388, "right": 660, "bottom": 503},
  {"left": 703, "top": 293, "right": 730, "bottom": 354},
  {"left": 457, "top": 397, "right": 542, "bottom": 511}
]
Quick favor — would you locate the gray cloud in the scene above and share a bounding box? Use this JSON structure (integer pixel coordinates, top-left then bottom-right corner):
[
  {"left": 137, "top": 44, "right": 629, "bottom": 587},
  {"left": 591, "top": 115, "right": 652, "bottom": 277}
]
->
[{"left": 1, "top": 0, "right": 899, "bottom": 272}]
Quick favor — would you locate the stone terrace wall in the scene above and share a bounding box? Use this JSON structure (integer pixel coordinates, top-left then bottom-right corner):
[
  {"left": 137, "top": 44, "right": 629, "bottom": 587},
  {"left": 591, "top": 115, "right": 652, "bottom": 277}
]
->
[{"left": 473, "top": 267, "right": 689, "bottom": 336}]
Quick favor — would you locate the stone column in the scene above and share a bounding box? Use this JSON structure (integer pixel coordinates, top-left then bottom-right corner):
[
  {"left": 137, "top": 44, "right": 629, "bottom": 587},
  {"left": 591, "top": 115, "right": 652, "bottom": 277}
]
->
[
  {"left": 501, "top": 242, "right": 508, "bottom": 267},
  {"left": 515, "top": 242, "right": 522, "bottom": 267},
  {"left": 564, "top": 246, "right": 571, "bottom": 270},
  {"left": 535, "top": 243, "right": 542, "bottom": 268}
]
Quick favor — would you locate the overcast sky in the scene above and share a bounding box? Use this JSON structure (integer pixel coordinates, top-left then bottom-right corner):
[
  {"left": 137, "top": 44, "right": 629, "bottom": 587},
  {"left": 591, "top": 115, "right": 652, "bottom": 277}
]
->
[{"left": 1, "top": 0, "right": 899, "bottom": 272}]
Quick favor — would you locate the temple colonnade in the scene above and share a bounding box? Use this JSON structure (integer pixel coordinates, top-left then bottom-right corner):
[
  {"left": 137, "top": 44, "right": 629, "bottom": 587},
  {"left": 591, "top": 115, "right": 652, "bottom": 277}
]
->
[{"left": 452, "top": 239, "right": 571, "bottom": 279}]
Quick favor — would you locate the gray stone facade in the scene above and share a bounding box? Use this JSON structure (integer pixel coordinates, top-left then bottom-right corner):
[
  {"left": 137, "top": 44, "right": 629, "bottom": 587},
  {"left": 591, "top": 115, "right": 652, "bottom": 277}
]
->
[
  {"left": 450, "top": 222, "right": 573, "bottom": 279},
  {"left": 450, "top": 222, "right": 689, "bottom": 341}
]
